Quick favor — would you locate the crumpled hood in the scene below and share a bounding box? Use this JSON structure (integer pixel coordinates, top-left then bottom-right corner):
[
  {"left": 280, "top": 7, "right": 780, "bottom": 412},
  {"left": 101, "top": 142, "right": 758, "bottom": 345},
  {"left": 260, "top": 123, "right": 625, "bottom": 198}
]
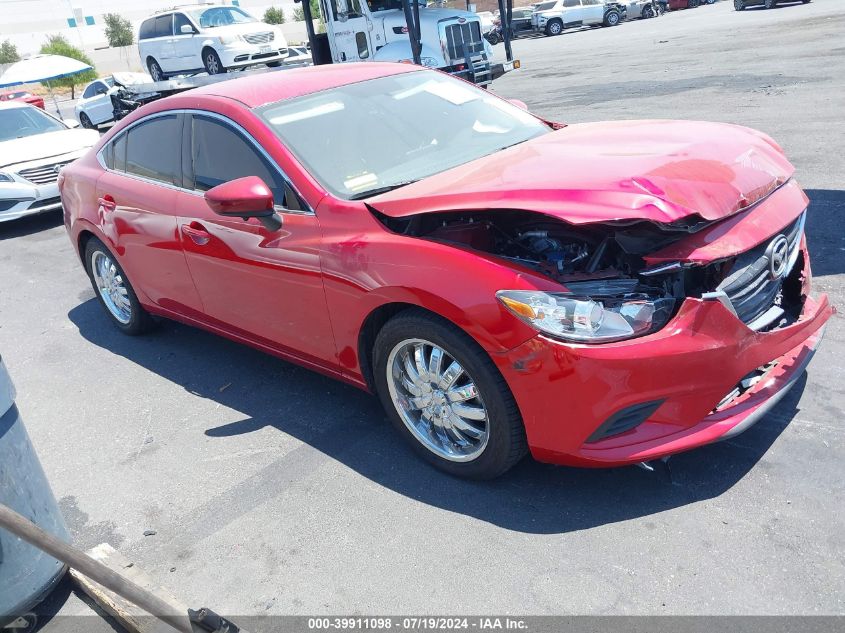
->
[
  {"left": 367, "top": 120, "right": 795, "bottom": 225},
  {"left": 0, "top": 128, "right": 99, "bottom": 169}
]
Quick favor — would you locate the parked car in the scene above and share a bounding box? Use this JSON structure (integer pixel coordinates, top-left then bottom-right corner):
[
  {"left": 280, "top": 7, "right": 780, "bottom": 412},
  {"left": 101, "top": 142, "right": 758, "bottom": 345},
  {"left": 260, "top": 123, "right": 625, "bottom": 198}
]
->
[
  {"left": 623, "top": 1, "right": 662, "bottom": 18},
  {"left": 735, "top": 0, "right": 810, "bottom": 9},
  {"left": 0, "top": 102, "right": 98, "bottom": 223},
  {"left": 533, "top": 0, "right": 626, "bottom": 36},
  {"left": 666, "top": 0, "right": 701, "bottom": 9},
  {"left": 60, "top": 64, "right": 832, "bottom": 479},
  {"left": 137, "top": 4, "right": 289, "bottom": 80},
  {"left": 0, "top": 90, "right": 45, "bottom": 110},
  {"left": 75, "top": 73, "right": 153, "bottom": 129},
  {"left": 486, "top": 6, "right": 536, "bottom": 44}
]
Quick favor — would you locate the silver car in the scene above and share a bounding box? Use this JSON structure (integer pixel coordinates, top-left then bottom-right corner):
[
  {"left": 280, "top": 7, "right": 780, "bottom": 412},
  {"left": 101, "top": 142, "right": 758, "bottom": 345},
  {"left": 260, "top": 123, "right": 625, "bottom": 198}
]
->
[{"left": 0, "top": 103, "right": 99, "bottom": 223}]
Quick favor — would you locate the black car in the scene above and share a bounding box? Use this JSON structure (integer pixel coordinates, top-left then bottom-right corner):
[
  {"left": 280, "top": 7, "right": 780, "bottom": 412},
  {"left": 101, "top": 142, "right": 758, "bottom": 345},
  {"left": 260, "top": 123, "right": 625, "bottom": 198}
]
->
[{"left": 485, "top": 6, "right": 536, "bottom": 44}]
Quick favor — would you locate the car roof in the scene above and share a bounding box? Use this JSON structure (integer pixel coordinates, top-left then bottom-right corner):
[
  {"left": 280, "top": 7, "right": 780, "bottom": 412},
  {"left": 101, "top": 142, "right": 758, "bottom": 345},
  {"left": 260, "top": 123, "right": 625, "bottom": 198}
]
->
[{"left": 188, "top": 62, "right": 421, "bottom": 109}]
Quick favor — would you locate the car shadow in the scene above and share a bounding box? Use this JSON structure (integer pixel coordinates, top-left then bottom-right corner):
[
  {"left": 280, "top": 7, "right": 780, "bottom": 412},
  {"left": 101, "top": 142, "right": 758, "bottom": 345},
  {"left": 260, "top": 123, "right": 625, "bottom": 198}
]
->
[
  {"left": 68, "top": 298, "right": 806, "bottom": 535},
  {"left": 804, "top": 189, "right": 845, "bottom": 278},
  {"left": 0, "top": 212, "right": 63, "bottom": 241}
]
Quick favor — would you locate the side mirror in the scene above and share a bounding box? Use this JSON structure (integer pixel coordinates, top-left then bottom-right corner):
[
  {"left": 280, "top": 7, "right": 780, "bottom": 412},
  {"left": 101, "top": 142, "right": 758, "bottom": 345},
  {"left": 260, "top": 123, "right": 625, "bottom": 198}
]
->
[
  {"left": 64, "top": 118, "right": 80, "bottom": 128},
  {"left": 508, "top": 98, "right": 529, "bottom": 111},
  {"left": 180, "top": 24, "right": 195, "bottom": 34},
  {"left": 204, "top": 176, "right": 282, "bottom": 231}
]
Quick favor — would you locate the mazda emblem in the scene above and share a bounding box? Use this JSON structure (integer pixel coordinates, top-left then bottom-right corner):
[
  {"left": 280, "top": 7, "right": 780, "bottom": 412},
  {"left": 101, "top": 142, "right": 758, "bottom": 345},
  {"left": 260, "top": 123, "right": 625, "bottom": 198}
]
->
[{"left": 766, "top": 234, "right": 790, "bottom": 280}]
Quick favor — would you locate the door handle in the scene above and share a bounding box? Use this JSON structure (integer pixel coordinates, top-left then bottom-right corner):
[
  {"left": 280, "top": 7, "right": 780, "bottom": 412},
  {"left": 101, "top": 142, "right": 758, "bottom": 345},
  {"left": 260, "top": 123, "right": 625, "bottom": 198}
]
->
[
  {"left": 181, "top": 222, "right": 211, "bottom": 246},
  {"left": 98, "top": 195, "right": 116, "bottom": 211}
]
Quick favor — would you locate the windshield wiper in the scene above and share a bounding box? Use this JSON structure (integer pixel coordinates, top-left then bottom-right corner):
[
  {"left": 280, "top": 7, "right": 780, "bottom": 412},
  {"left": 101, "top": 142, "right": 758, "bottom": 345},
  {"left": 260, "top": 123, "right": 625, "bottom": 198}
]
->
[{"left": 348, "top": 180, "right": 418, "bottom": 200}]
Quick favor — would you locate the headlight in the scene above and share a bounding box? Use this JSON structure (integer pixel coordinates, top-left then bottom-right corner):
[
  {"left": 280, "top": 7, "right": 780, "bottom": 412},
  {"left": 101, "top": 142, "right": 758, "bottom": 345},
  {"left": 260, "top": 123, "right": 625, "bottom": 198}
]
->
[
  {"left": 0, "top": 172, "right": 14, "bottom": 183},
  {"left": 497, "top": 289, "right": 675, "bottom": 344},
  {"left": 218, "top": 34, "right": 242, "bottom": 45},
  {"left": 420, "top": 56, "right": 439, "bottom": 68}
]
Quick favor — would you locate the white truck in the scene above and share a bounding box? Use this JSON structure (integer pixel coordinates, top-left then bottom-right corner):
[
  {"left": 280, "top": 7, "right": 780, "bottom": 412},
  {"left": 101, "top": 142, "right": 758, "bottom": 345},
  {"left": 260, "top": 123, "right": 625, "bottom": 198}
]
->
[{"left": 304, "top": 0, "right": 519, "bottom": 86}]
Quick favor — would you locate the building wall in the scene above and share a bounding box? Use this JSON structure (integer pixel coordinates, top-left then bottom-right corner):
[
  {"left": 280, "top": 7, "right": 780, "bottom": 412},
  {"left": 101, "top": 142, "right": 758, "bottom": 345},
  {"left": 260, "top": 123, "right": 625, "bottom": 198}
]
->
[{"left": 0, "top": 0, "right": 301, "bottom": 56}]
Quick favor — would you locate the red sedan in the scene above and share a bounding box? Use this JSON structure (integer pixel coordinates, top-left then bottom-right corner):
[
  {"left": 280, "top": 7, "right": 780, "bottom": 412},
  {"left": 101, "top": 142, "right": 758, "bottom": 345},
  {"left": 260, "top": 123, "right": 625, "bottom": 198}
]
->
[
  {"left": 60, "top": 63, "right": 832, "bottom": 478},
  {"left": 0, "top": 90, "right": 45, "bottom": 109}
]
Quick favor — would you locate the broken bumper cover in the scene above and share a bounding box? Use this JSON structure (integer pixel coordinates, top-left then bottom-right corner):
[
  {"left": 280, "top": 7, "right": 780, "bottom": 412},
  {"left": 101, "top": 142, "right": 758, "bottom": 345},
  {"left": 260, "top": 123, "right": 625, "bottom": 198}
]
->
[{"left": 492, "top": 289, "right": 833, "bottom": 467}]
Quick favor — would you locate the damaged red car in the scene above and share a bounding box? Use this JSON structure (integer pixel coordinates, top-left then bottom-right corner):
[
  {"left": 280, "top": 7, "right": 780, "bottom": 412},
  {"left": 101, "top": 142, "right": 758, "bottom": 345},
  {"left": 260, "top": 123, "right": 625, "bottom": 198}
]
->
[{"left": 60, "top": 63, "right": 833, "bottom": 479}]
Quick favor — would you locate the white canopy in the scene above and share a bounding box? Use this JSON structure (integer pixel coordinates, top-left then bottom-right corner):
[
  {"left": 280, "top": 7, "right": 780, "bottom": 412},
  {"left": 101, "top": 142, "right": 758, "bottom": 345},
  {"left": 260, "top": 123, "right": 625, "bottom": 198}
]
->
[{"left": 0, "top": 54, "right": 92, "bottom": 88}]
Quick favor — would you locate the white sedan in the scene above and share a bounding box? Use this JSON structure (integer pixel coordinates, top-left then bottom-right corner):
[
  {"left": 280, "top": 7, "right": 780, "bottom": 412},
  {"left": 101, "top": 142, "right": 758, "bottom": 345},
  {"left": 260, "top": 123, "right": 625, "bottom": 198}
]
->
[
  {"left": 75, "top": 72, "right": 152, "bottom": 129},
  {"left": 0, "top": 102, "right": 99, "bottom": 223}
]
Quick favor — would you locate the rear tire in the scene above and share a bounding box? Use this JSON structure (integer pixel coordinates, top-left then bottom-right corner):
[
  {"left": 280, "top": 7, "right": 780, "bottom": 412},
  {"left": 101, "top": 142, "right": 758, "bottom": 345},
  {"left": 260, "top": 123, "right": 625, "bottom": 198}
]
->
[
  {"left": 734, "top": 0, "right": 746, "bottom": 9},
  {"left": 372, "top": 310, "right": 527, "bottom": 479},
  {"left": 84, "top": 237, "right": 154, "bottom": 336},
  {"left": 643, "top": 4, "right": 656, "bottom": 18},
  {"left": 266, "top": 60, "right": 283, "bottom": 67},
  {"left": 763, "top": 0, "right": 775, "bottom": 7},
  {"left": 545, "top": 19, "right": 563, "bottom": 36},
  {"left": 147, "top": 58, "right": 165, "bottom": 81}
]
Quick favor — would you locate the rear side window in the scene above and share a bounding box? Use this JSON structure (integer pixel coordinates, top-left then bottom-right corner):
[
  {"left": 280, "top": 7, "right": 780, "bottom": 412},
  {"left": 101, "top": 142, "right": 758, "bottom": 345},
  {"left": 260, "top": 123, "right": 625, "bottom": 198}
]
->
[
  {"left": 123, "top": 115, "right": 181, "bottom": 185},
  {"left": 154, "top": 15, "right": 173, "bottom": 38},
  {"left": 139, "top": 18, "right": 155, "bottom": 40},
  {"left": 82, "top": 83, "right": 98, "bottom": 99},
  {"left": 189, "top": 115, "right": 289, "bottom": 207}
]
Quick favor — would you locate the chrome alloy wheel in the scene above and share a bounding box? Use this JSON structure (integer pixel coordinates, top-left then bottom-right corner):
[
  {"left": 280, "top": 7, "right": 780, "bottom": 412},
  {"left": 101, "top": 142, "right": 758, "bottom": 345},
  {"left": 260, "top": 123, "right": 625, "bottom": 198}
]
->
[
  {"left": 386, "top": 338, "right": 489, "bottom": 462},
  {"left": 91, "top": 251, "right": 132, "bottom": 324}
]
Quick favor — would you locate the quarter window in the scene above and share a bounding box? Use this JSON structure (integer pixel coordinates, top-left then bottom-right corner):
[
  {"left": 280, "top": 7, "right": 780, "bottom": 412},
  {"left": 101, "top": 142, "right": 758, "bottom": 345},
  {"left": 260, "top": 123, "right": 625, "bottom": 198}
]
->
[
  {"left": 189, "top": 115, "right": 289, "bottom": 207},
  {"left": 139, "top": 18, "right": 155, "bottom": 40},
  {"left": 123, "top": 115, "right": 181, "bottom": 185}
]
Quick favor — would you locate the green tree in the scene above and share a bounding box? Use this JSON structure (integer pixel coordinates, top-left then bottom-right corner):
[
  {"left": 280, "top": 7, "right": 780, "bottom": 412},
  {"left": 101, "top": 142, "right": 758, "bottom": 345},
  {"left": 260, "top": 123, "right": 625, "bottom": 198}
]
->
[
  {"left": 263, "top": 6, "right": 286, "bottom": 24},
  {"left": 292, "top": 0, "right": 321, "bottom": 22},
  {"left": 0, "top": 39, "right": 20, "bottom": 64},
  {"left": 39, "top": 34, "right": 97, "bottom": 99},
  {"left": 103, "top": 13, "right": 134, "bottom": 47}
]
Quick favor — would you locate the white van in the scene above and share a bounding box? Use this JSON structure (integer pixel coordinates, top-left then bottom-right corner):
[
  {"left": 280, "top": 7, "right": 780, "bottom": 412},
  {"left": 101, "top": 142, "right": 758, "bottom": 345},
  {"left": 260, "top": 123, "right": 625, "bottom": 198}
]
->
[{"left": 137, "top": 4, "right": 289, "bottom": 80}]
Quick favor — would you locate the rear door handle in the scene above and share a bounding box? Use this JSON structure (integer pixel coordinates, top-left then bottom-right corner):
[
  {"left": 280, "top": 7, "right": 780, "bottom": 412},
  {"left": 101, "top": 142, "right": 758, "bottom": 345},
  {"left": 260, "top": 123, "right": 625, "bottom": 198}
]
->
[
  {"left": 181, "top": 222, "right": 211, "bottom": 246},
  {"left": 98, "top": 195, "right": 116, "bottom": 211}
]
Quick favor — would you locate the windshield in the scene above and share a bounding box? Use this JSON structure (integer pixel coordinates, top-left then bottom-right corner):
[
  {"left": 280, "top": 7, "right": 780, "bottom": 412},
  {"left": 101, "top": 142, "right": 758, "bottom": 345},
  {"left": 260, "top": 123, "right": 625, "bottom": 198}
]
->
[
  {"left": 258, "top": 72, "right": 550, "bottom": 199},
  {"left": 0, "top": 106, "right": 66, "bottom": 142},
  {"left": 187, "top": 6, "right": 256, "bottom": 28}
]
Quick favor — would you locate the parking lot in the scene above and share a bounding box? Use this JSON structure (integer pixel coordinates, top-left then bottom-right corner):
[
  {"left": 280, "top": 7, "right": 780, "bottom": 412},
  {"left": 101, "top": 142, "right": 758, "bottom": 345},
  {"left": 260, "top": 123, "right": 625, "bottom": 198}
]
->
[{"left": 1, "top": 0, "right": 843, "bottom": 619}]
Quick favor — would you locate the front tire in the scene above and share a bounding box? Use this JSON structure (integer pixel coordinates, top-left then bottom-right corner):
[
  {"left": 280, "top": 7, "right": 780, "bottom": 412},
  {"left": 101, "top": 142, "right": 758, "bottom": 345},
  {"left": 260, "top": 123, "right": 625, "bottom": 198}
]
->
[
  {"left": 373, "top": 310, "right": 527, "bottom": 479},
  {"left": 643, "top": 4, "right": 656, "bottom": 18},
  {"left": 545, "top": 19, "right": 563, "bottom": 36},
  {"left": 763, "top": 0, "right": 775, "bottom": 7},
  {"left": 84, "top": 238, "right": 154, "bottom": 335},
  {"left": 734, "top": 0, "right": 746, "bottom": 9},
  {"left": 203, "top": 48, "right": 225, "bottom": 75},
  {"left": 78, "top": 112, "right": 95, "bottom": 130},
  {"left": 604, "top": 9, "right": 621, "bottom": 26}
]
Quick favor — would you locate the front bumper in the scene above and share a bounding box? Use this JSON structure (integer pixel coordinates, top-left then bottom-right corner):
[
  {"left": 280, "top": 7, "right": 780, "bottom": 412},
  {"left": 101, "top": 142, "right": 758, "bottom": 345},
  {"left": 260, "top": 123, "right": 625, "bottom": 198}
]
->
[
  {"left": 221, "top": 45, "right": 289, "bottom": 68},
  {"left": 493, "top": 253, "right": 833, "bottom": 467}
]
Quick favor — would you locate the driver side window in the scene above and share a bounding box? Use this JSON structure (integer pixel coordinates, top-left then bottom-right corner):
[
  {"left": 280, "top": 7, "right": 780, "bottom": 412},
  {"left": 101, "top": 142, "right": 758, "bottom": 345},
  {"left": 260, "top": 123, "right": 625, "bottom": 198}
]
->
[{"left": 188, "top": 115, "right": 301, "bottom": 211}]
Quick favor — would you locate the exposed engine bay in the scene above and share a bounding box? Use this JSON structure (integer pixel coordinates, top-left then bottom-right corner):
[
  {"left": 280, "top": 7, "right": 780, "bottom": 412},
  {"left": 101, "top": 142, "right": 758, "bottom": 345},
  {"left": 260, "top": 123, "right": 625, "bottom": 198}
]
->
[{"left": 372, "top": 209, "right": 808, "bottom": 332}]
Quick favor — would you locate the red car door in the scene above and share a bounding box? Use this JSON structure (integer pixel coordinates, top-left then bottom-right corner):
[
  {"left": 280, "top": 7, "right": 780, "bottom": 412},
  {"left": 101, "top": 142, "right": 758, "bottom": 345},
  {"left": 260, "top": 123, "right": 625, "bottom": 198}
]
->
[
  {"left": 95, "top": 113, "right": 204, "bottom": 316},
  {"left": 175, "top": 113, "right": 337, "bottom": 369}
]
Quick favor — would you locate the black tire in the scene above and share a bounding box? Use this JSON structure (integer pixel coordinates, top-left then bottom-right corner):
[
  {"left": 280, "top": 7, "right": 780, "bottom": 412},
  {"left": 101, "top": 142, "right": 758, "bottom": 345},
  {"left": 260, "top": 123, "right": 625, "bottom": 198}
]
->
[
  {"left": 545, "top": 19, "right": 563, "bottom": 36},
  {"left": 372, "top": 310, "right": 528, "bottom": 479},
  {"left": 643, "top": 4, "right": 656, "bottom": 18},
  {"left": 604, "top": 9, "right": 621, "bottom": 26},
  {"left": 763, "top": 0, "right": 775, "bottom": 7},
  {"left": 688, "top": 0, "right": 701, "bottom": 7},
  {"left": 203, "top": 48, "right": 225, "bottom": 75},
  {"left": 84, "top": 237, "right": 154, "bottom": 336},
  {"left": 78, "top": 112, "right": 96, "bottom": 130},
  {"left": 147, "top": 58, "right": 165, "bottom": 81},
  {"left": 734, "top": 0, "right": 746, "bottom": 9},
  {"left": 266, "top": 60, "right": 283, "bottom": 67}
]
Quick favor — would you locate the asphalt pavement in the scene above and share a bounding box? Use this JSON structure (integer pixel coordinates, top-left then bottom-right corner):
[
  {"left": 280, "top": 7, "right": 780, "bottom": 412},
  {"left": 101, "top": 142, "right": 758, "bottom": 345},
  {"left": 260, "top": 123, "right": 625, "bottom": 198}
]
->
[{"left": 1, "top": 0, "right": 843, "bottom": 620}]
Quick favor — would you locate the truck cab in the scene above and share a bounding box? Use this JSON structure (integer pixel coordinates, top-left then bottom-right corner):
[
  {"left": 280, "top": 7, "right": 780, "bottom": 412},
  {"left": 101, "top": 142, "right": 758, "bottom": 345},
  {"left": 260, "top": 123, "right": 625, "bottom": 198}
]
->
[{"left": 318, "top": 0, "right": 499, "bottom": 85}]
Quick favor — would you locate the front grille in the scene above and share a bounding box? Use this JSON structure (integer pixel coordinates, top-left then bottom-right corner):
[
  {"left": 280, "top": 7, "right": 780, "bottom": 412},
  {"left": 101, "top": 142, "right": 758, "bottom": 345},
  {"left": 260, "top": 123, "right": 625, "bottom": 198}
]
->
[
  {"left": 714, "top": 212, "right": 805, "bottom": 328},
  {"left": 444, "top": 21, "right": 485, "bottom": 61},
  {"left": 243, "top": 31, "right": 274, "bottom": 45},
  {"left": 17, "top": 160, "right": 73, "bottom": 185}
]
